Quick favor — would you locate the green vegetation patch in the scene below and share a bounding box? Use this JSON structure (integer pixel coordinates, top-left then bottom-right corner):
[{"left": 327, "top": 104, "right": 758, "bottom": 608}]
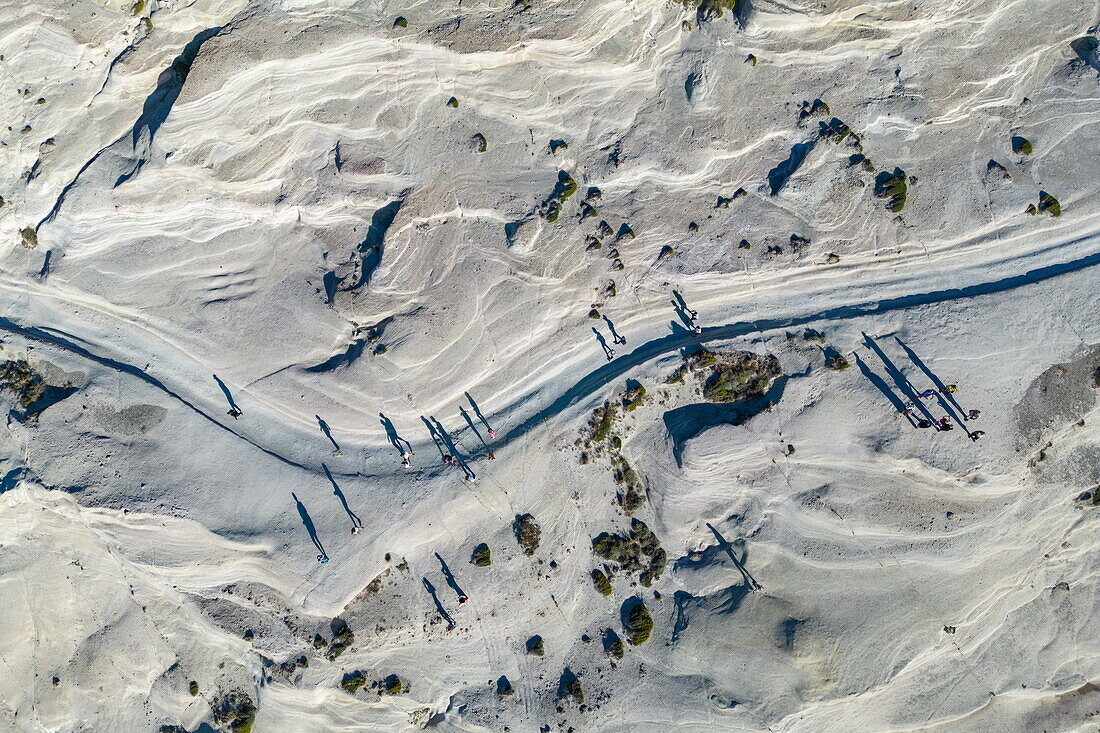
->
[
  {"left": 592, "top": 518, "right": 666, "bottom": 586},
  {"left": 471, "top": 132, "right": 487, "bottom": 153},
  {"left": 212, "top": 690, "right": 257, "bottom": 732},
  {"left": 189, "top": 681, "right": 199, "bottom": 696},
  {"left": 341, "top": 671, "right": 367, "bottom": 694},
  {"left": 681, "top": 349, "right": 780, "bottom": 404},
  {"left": 327, "top": 620, "right": 354, "bottom": 660},
  {"left": 471, "top": 543, "right": 491, "bottom": 566},
  {"left": 623, "top": 599, "right": 653, "bottom": 646},
  {"left": 622, "top": 382, "right": 646, "bottom": 412},
  {"left": 513, "top": 514, "right": 541, "bottom": 555},
  {"left": 1038, "top": 191, "right": 1061, "bottom": 217},
  {"left": 874, "top": 168, "right": 907, "bottom": 212},
  {"left": 591, "top": 568, "right": 613, "bottom": 596},
  {"left": 20, "top": 227, "right": 38, "bottom": 249},
  {"left": 603, "top": 628, "right": 624, "bottom": 659},
  {"left": 381, "top": 674, "right": 403, "bottom": 695},
  {"left": 678, "top": 0, "right": 737, "bottom": 23},
  {"left": 1012, "top": 136, "right": 1032, "bottom": 155},
  {"left": 558, "top": 669, "right": 583, "bottom": 704}
]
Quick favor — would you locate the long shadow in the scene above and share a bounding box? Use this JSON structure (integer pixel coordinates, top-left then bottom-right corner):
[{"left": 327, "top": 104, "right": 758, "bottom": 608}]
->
[
  {"left": 671, "top": 290, "right": 693, "bottom": 327},
  {"left": 768, "top": 140, "right": 816, "bottom": 195},
  {"left": 854, "top": 354, "right": 916, "bottom": 427},
  {"left": 431, "top": 417, "right": 475, "bottom": 477},
  {"left": 706, "top": 523, "right": 762, "bottom": 590},
  {"left": 346, "top": 200, "right": 404, "bottom": 290},
  {"left": 592, "top": 327, "right": 615, "bottom": 360},
  {"left": 663, "top": 376, "right": 788, "bottom": 467},
  {"left": 380, "top": 412, "right": 411, "bottom": 454},
  {"left": 459, "top": 407, "right": 488, "bottom": 448},
  {"left": 465, "top": 392, "right": 493, "bottom": 434},
  {"left": 212, "top": 374, "right": 240, "bottom": 413},
  {"left": 894, "top": 337, "right": 967, "bottom": 415},
  {"left": 323, "top": 463, "right": 361, "bottom": 529},
  {"left": 861, "top": 335, "right": 937, "bottom": 425},
  {"left": 421, "top": 416, "right": 447, "bottom": 459},
  {"left": 603, "top": 316, "right": 625, "bottom": 344},
  {"left": 435, "top": 553, "right": 467, "bottom": 600},
  {"left": 116, "top": 26, "right": 225, "bottom": 186},
  {"left": 293, "top": 493, "right": 327, "bottom": 558},
  {"left": 316, "top": 415, "right": 341, "bottom": 452},
  {"left": 422, "top": 577, "right": 455, "bottom": 628}
]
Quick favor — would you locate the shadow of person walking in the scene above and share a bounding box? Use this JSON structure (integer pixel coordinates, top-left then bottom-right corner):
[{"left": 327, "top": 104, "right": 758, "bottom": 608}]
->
[
  {"left": 592, "top": 327, "right": 615, "bottom": 361},
  {"left": 422, "top": 577, "right": 455, "bottom": 628},
  {"left": 435, "top": 552, "right": 468, "bottom": 601},
  {"left": 323, "top": 463, "right": 362, "bottom": 531},
  {"left": 213, "top": 374, "right": 242, "bottom": 417},
  {"left": 379, "top": 412, "right": 411, "bottom": 454},
  {"left": 292, "top": 492, "right": 327, "bottom": 561},
  {"left": 316, "top": 415, "right": 342, "bottom": 454}
]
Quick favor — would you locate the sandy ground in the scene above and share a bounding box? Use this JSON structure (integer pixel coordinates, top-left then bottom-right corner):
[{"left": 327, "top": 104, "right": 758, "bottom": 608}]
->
[{"left": 0, "top": 0, "right": 1098, "bottom": 730}]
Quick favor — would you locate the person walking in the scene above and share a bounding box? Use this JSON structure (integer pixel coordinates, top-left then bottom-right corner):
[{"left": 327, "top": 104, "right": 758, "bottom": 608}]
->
[
  {"left": 919, "top": 389, "right": 937, "bottom": 399},
  {"left": 969, "top": 430, "right": 985, "bottom": 442},
  {"left": 966, "top": 409, "right": 980, "bottom": 421},
  {"left": 941, "top": 384, "right": 957, "bottom": 394}
]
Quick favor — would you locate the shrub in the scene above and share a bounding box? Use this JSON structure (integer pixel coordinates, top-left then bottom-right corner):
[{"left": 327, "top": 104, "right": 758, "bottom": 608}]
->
[
  {"left": 591, "top": 569, "right": 613, "bottom": 596},
  {"left": 19, "top": 227, "right": 37, "bottom": 249},
  {"left": 189, "top": 681, "right": 199, "bottom": 696},
  {"left": 341, "top": 671, "right": 367, "bottom": 694},
  {"left": 622, "top": 383, "right": 646, "bottom": 411},
  {"left": 525, "top": 635, "right": 544, "bottom": 655},
  {"left": 623, "top": 600, "right": 653, "bottom": 646},
  {"left": 471, "top": 133, "right": 487, "bottom": 153},
  {"left": 394, "top": 16, "right": 408, "bottom": 27},
  {"left": 1038, "top": 191, "right": 1061, "bottom": 217},
  {"left": 603, "top": 628, "right": 624, "bottom": 659},
  {"left": 0, "top": 360, "right": 45, "bottom": 408},
  {"left": 558, "top": 669, "right": 583, "bottom": 704},
  {"left": 496, "top": 676, "right": 513, "bottom": 695},
  {"left": 471, "top": 543, "right": 491, "bottom": 566},
  {"left": 658, "top": 245, "right": 675, "bottom": 261},
  {"left": 1012, "top": 136, "right": 1032, "bottom": 155},
  {"left": 327, "top": 620, "right": 354, "bottom": 660},
  {"left": 588, "top": 309, "right": 600, "bottom": 319},
  {"left": 513, "top": 514, "right": 541, "bottom": 555},
  {"left": 446, "top": 97, "right": 459, "bottom": 108},
  {"left": 874, "top": 168, "right": 907, "bottom": 212},
  {"left": 212, "top": 690, "right": 257, "bottom": 732},
  {"left": 382, "top": 674, "right": 403, "bottom": 695}
]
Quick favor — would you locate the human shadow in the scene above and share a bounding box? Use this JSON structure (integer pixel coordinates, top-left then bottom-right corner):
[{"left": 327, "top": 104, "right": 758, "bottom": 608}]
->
[
  {"left": 853, "top": 354, "right": 917, "bottom": 427},
  {"left": 459, "top": 407, "right": 488, "bottom": 448},
  {"left": 706, "top": 523, "right": 762, "bottom": 590},
  {"left": 380, "top": 412, "right": 411, "bottom": 454},
  {"left": 431, "top": 417, "right": 475, "bottom": 478},
  {"left": 435, "top": 553, "right": 467, "bottom": 600},
  {"left": 671, "top": 290, "right": 694, "bottom": 327},
  {"left": 422, "top": 577, "right": 455, "bottom": 628},
  {"left": 603, "top": 316, "right": 626, "bottom": 345},
  {"left": 292, "top": 492, "right": 327, "bottom": 558},
  {"left": 212, "top": 374, "right": 240, "bottom": 413},
  {"left": 861, "top": 334, "right": 937, "bottom": 425},
  {"left": 316, "top": 415, "right": 341, "bottom": 453},
  {"left": 592, "top": 327, "right": 615, "bottom": 361},
  {"left": 323, "top": 463, "right": 361, "bottom": 529},
  {"left": 465, "top": 392, "right": 493, "bottom": 434},
  {"left": 421, "top": 416, "right": 448, "bottom": 459},
  {"left": 894, "top": 337, "right": 966, "bottom": 416}
]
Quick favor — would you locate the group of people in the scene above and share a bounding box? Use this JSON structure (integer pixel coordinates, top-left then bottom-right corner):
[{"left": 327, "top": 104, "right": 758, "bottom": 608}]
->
[{"left": 899, "top": 384, "right": 986, "bottom": 442}]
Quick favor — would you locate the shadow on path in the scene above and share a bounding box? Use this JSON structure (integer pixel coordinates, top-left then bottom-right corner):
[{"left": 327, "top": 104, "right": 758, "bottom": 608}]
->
[
  {"left": 293, "top": 492, "right": 326, "bottom": 558},
  {"left": 323, "top": 463, "right": 361, "bottom": 529},
  {"left": 435, "top": 553, "right": 467, "bottom": 600},
  {"left": 423, "top": 577, "right": 455, "bottom": 628},
  {"left": 894, "top": 337, "right": 967, "bottom": 415}
]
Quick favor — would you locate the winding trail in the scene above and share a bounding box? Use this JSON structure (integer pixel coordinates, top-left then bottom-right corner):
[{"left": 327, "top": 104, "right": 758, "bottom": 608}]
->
[{"left": 1, "top": 246, "right": 1098, "bottom": 474}]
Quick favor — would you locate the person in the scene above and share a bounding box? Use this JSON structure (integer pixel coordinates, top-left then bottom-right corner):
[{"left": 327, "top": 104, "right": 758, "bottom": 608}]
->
[
  {"left": 317, "top": 554, "right": 329, "bottom": 563},
  {"left": 443, "top": 454, "right": 455, "bottom": 465},
  {"left": 614, "top": 335, "right": 626, "bottom": 345},
  {"left": 487, "top": 428, "right": 496, "bottom": 438},
  {"left": 919, "top": 389, "right": 937, "bottom": 399},
  {"left": 487, "top": 451, "right": 496, "bottom": 461},
  {"left": 463, "top": 473, "right": 477, "bottom": 483},
  {"left": 917, "top": 419, "right": 932, "bottom": 428},
  {"left": 692, "top": 324, "right": 702, "bottom": 335},
  {"left": 938, "top": 416, "right": 953, "bottom": 431},
  {"left": 899, "top": 406, "right": 914, "bottom": 417},
  {"left": 351, "top": 526, "right": 362, "bottom": 535},
  {"left": 227, "top": 407, "right": 242, "bottom": 418},
  {"left": 688, "top": 309, "right": 698, "bottom": 322},
  {"left": 606, "top": 348, "right": 615, "bottom": 360},
  {"left": 969, "top": 430, "right": 985, "bottom": 441},
  {"left": 941, "top": 384, "right": 957, "bottom": 394},
  {"left": 966, "top": 409, "right": 981, "bottom": 421},
  {"left": 458, "top": 595, "right": 468, "bottom": 604}
]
